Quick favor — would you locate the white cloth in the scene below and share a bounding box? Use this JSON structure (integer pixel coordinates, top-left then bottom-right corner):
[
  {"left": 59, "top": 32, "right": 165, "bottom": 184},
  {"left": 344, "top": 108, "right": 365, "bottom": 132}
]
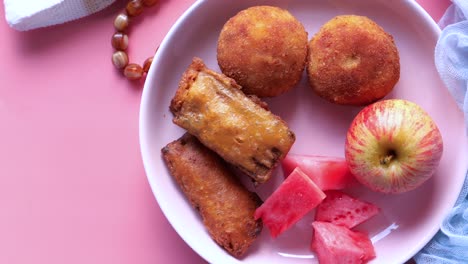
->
[
  {"left": 3, "top": 0, "right": 116, "bottom": 31},
  {"left": 434, "top": 0, "right": 468, "bottom": 129}
]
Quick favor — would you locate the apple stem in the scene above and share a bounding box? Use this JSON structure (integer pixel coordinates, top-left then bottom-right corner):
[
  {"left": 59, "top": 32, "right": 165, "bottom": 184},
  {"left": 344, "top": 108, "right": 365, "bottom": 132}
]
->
[{"left": 380, "top": 154, "right": 394, "bottom": 165}]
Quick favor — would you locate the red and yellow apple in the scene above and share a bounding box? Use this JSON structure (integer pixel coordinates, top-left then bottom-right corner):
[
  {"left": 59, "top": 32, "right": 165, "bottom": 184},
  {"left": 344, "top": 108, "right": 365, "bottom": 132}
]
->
[{"left": 345, "top": 99, "right": 443, "bottom": 194}]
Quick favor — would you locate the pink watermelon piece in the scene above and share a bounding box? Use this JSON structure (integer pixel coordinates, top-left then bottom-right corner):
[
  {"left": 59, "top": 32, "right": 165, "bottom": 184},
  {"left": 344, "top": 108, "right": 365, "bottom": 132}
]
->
[
  {"left": 282, "top": 154, "right": 356, "bottom": 191},
  {"left": 315, "top": 190, "right": 380, "bottom": 229},
  {"left": 311, "top": 221, "right": 376, "bottom": 264},
  {"left": 254, "top": 167, "right": 326, "bottom": 238}
]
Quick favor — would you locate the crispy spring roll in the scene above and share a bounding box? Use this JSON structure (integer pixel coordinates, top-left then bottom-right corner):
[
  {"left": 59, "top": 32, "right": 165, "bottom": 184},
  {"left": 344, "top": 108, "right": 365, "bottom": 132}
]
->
[
  {"left": 161, "top": 133, "right": 263, "bottom": 258},
  {"left": 170, "top": 58, "right": 295, "bottom": 183}
]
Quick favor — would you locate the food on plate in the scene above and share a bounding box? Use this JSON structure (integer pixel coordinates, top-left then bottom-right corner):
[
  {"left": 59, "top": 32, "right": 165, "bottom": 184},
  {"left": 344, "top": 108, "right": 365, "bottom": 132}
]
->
[
  {"left": 170, "top": 57, "right": 295, "bottom": 184},
  {"left": 254, "top": 167, "right": 326, "bottom": 238},
  {"left": 315, "top": 190, "right": 380, "bottom": 229},
  {"left": 345, "top": 99, "right": 444, "bottom": 194},
  {"left": 307, "top": 15, "right": 400, "bottom": 105},
  {"left": 311, "top": 221, "right": 376, "bottom": 264},
  {"left": 282, "top": 154, "right": 356, "bottom": 190},
  {"left": 217, "top": 5, "right": 308, "bottom": 97},
  {"left": 161, "top": 133, "right": 263, "bottom": 258}
]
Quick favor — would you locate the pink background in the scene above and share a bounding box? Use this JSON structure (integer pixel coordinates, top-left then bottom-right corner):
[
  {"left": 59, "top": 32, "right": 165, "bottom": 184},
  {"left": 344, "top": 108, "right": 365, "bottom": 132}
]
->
[{"left": 0, "top": 0, "right": 451, "bottom": 263}]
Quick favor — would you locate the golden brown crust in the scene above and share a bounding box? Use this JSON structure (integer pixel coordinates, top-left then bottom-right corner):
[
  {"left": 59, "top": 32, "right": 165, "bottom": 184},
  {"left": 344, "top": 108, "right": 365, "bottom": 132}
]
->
[
  {"left": 217, "top": 6, "right": 308, "bottom": 97},
  {"left": 170, "top": 57, "right": 241, "bottom": 114},
  {"left": 307, "top": 15, "right": 400, "bottom": 105},
  {"left": 170, "top": 57, "right": 295, "bottom": 184},
  {"left": 247, "top": 94, "right": 269, "bottom": 111},
  {"left": 161, "top": 133, "right": 263, "bottom": 258}
]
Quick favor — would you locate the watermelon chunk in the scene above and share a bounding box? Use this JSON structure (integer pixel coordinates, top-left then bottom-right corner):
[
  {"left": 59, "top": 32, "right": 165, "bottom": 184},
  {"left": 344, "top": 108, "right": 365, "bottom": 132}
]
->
[
  {"left": 254, "top": 167, "right": 326, "bottom": 238},
  {"left": 282, "top": 154, "right": 356, "bottom": 191},
  {"left": 315, "top": 190, "right": 380, "bottom": 229},
  {"left": 311, "top": 221, "right": 376, "bottom": 264}
]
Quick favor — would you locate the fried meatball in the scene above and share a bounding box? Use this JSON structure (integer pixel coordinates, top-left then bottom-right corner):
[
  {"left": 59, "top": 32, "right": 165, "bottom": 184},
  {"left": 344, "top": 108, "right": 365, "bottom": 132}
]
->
[
  {"left": 217, "top": 6, "right": 308, "bottom": 97},
  {"left": 307, "top": 15, "right": 400, "bottom": 105}
]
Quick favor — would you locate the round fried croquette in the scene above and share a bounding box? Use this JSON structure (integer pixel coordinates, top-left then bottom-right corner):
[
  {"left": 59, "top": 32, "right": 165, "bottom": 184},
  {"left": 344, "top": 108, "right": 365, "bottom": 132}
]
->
[
  {"left": 307, "top": 15, "right": 400, "bottom": 105},
  {"left": 217, "top": 6, "right": 308, "bottom": 97}
]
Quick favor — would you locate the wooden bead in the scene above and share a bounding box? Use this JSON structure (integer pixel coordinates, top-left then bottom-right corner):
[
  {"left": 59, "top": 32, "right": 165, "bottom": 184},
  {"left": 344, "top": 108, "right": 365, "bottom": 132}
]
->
[
  {"left": 126, "top": 0, "right": 144, "bottom": 17},
  {"left": 142, "top": 0, "right": 159, "bottom": 7},
  {"left": 114, "top": 13, "right": 129, "bottom": 32},
  {"left": 112, "top": 51, "right": 129, "bottom": 69},
  {"left": 111, "top": 32, "right": 129, "bottom": 50},
  {"left": 143, "top": 57, "right": 153, "bottom": 73},
  {"left": 124, "top": 63, "right": 144, "bottom": 80},
  {"left": 111, "top": 0, "right": 160, "bottom": 80}
]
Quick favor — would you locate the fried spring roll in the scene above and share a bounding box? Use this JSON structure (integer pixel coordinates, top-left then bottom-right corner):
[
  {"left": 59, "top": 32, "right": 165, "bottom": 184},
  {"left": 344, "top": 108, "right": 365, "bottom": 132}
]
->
[
  {"left": 170, "top": 58, "right": 295, "bottom": 183},
  {"left": 161, "top": 133, "right": 263, "bottom": 258}
]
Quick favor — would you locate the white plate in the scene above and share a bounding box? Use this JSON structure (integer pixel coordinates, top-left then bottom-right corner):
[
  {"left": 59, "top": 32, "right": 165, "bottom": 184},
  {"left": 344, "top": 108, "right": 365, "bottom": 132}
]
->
[{"left": 139, "top": 0, "right": 468, "bottom": 263}]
